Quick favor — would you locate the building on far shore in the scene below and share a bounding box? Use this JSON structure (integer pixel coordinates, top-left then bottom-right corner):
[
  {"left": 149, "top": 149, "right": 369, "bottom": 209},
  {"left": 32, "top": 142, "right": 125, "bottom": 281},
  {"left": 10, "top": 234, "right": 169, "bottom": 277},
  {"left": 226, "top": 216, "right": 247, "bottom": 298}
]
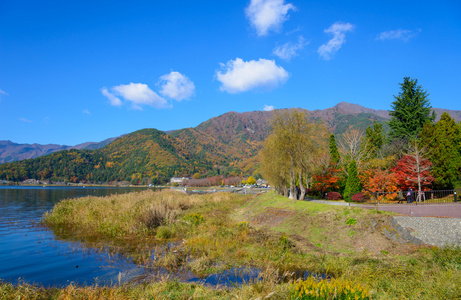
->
[
  {"left": 170, "top": 177, "right": 190, "bottom": 185},
  {"left": 22, "top": 179, "right": 42, "bottom": 185},
  {"left": 256, "top": 179, "right": 267, "bottom": 187}
]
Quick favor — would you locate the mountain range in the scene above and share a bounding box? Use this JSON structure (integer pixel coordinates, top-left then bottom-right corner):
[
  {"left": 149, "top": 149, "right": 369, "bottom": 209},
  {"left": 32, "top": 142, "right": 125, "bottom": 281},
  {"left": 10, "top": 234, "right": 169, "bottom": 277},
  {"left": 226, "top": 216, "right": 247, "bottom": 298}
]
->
[
  {"left": 1, "top": 102, "right": 459, "bottom": 184},
  {"left": 0, "top": 137, "right": 119, "bottom": 164}
]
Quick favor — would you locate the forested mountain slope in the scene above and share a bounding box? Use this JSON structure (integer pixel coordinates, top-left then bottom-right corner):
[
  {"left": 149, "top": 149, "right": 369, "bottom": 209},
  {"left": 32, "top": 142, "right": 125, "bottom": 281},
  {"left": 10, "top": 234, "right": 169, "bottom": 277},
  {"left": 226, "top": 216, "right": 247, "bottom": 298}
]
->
[{"left": 1, "top": 102, "right": 459, "bottom": 184}]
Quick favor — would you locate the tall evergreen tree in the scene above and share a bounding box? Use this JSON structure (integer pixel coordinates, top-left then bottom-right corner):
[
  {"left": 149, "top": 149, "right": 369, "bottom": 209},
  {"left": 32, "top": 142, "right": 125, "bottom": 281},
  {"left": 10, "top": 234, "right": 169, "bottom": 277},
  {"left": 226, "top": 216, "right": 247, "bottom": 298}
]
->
[
  {"left": 329, "top": 134, "right": 340, "bottom": 165},
  {"left": 364, "top": 121, "right": 385, "bottom": 158},
  {"left": 420, "top": 112, "right": 461, "bottom": 189},
  {"left": 343, "top": 159, "right": 361, "bottom": 201},
  {"left": 388, "top": 77, "right": 436, "bottom": 141}
]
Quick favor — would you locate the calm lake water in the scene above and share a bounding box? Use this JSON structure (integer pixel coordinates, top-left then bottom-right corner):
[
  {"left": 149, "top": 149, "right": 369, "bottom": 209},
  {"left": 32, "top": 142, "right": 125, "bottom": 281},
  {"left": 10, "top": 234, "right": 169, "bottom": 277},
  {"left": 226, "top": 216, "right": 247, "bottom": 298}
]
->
[
  {"left": 0, "top": 186, "right": 149, "bottom": 287},
  {"left": 0, "top": 186, "right": 319, "bottom": 289}
]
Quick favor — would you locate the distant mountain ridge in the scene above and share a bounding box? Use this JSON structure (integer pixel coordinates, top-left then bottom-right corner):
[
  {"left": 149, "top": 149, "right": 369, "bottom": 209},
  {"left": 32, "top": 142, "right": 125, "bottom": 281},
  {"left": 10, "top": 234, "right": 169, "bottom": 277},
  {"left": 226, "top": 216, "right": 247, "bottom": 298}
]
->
[
  {"left": 0, "top": 102, "right": 460, "bottom": 183},
  {"left": 0, "top": 137, "right": 119, "bottom": 163}
]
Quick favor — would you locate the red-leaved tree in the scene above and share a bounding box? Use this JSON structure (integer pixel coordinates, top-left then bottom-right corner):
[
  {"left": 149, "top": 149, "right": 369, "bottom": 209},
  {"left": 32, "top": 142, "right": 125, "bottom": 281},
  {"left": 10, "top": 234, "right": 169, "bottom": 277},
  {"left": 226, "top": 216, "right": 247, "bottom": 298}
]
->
[
  {"left": 313, "top": 166, "right": 340, "bottom": 196},
  {"left": 392, "top": 142, "right": 434, "bottom": 202}
]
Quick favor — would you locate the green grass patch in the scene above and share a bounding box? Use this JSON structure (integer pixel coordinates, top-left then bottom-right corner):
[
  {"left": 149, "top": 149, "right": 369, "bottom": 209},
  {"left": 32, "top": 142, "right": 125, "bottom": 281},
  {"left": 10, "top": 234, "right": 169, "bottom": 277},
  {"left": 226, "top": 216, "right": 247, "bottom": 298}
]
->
[{"left": 12, "top": 189, "right": 457, "bottom": 300}]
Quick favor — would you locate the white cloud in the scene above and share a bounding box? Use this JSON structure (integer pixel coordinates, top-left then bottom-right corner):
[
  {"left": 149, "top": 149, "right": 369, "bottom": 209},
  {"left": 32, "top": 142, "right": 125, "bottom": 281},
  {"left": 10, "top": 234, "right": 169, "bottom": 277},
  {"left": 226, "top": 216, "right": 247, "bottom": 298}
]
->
[
  {"left": 83, "top": 109, "right": 91, "bottom": 115},
  {"left": 159, "top": 71, "right": 195, "bottom": 101},
  {"left": 377, "top": 29, "right": 420, "bottom": 42},
  {"left": 263, "top": 105, "right": 275, "bottom": 111},
  {"left": 0, "top": 89, "right": 7, "bottom": 100},
  {"left": 318, "top": 22, "right": 355, "bottom": 60},
  {"left": 19, "top": 117, "right": 32, "bottom": 123},
  {"left": 246, "top": 0, "right": 295, "bottom": 36},
  {"left": 273, "top": 36, "right": 308, "bottom": 60},
  {"left": 101, "top": 87, "right": 122, "bottom": 107},
  {"left": 102, "top": 83, "right": 169, "bottom": 110},
  {"left": 216, "top": 58, "right": 289, "bottom": 93}
]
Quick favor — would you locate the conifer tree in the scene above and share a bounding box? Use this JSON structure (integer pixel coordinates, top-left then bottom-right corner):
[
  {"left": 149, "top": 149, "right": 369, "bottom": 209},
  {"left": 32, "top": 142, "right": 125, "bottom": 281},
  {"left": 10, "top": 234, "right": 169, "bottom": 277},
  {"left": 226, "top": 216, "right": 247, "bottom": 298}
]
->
[
  {"left": 329, "top": 134, "right": 340, "bottom": 165},
  {"left": 364, "top": 121, "right": 385, "bottom": 158},
  {"left": 343, "top": 159, "right": 361, "bottom": 201},
  {"left": 420, "top": 112, "right": 461, "bottom": 189},
  {"left": 388, "top": 77, "right": 436, "bottom": 141}
]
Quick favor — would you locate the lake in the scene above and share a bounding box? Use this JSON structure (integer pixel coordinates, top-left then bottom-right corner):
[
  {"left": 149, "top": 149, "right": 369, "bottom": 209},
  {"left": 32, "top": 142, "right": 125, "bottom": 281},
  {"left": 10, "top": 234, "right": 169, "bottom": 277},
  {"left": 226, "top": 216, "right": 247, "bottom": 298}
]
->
[
  {"left": 0, "top": 186, "right": 314, "bottom": 289},
  {"left": 0, "top": 186, "right": 149, "bottom": 287}
]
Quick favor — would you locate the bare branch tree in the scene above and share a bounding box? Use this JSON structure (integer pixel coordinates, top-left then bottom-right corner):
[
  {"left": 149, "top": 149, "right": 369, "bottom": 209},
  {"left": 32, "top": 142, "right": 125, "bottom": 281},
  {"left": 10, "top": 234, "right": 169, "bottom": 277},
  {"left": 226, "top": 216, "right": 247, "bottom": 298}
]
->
[
  {"left": 338, "top": 128, "right": 369, "bottom": 175},
  {"left": 405, "top": 140, "right": 433, "bottom": 202}
]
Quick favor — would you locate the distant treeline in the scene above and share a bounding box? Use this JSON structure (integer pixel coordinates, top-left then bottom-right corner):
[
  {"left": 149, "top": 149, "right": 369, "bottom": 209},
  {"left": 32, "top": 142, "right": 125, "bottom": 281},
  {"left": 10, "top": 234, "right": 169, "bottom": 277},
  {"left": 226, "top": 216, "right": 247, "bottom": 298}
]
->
[{"left": 0, "top": 129, "right": 246, "bottom": 184}]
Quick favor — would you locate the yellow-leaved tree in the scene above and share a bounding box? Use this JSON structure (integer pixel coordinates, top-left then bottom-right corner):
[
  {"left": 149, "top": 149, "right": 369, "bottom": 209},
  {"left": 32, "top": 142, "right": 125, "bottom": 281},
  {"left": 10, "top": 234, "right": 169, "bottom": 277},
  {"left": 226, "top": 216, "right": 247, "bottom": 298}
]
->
[
  {"left": 260, "top": 109, "right": 329, "bottom": 200},
  {"left": 246, "top": 176, "right": 256, "bottom": 185}
]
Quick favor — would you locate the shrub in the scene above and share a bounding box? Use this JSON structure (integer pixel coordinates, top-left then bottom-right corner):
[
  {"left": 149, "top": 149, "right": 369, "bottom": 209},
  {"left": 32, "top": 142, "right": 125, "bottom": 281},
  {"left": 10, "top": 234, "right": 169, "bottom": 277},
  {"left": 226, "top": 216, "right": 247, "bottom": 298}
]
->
[
  {"left": 351, "top": 192, "right": 366, "bottom": 203},
  {"left": 238, "top": 221, "right": 249, "bottom": 230},
  {"left": 346, "top": 218, "right": 357, "bottom": 225},
  {"left": 278, "top": 233, "right": 293, "bottom": 251},
  {"left": 156, "top": 226, "right": 173, "bottom": 239},
  {"left": 183, "top": 213, "right": 204, "bottom": 226},
  {"left": 291, "top": 277, "right": 370, "bottom": 299},
  {"left": 326, "top": 192, "right": 342, "bottom": 200}
]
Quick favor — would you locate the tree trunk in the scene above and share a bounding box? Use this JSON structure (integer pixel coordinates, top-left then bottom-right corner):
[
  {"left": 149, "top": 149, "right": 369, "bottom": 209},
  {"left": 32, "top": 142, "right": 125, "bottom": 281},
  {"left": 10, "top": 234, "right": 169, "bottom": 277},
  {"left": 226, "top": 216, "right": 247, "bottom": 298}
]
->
[
  {"left": 416, "top": 142, "right": 422, "bottom": 202},
  {"left": 288, "top": 168, "right": 297, "bottom": 201},
  {"left": 299, "top": 170, "right": 306, "bottom": 200},
  {"left": 305, "top": 176, "right": 311, "bottom": 190},
  {"left": 283, "top": 185, "right": 289, "bottom": 197}
]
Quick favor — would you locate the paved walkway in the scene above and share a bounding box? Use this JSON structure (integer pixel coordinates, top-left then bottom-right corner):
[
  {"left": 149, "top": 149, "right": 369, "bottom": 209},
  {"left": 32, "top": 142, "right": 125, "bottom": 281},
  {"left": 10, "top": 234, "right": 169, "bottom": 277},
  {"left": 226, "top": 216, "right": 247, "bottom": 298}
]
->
[
  {"left": 306, "top": 199, "right": 461, "bottom": 247},
  {"left": 306, "top": 199, "right": 461, "bottom": 218},
  {"left": 306, "top": 199, "right": 360, "bottom": 206}
]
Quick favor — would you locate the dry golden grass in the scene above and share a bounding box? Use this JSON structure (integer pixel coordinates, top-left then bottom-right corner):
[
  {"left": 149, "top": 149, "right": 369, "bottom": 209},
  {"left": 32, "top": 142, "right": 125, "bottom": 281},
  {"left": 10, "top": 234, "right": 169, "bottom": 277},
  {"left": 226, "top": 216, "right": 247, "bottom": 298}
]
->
[
  {"left": 14, "top": 190, "right": 458, "bottom": 300},
  {"left": 43, "top": 189, "right": 241, "bottom": 239}
]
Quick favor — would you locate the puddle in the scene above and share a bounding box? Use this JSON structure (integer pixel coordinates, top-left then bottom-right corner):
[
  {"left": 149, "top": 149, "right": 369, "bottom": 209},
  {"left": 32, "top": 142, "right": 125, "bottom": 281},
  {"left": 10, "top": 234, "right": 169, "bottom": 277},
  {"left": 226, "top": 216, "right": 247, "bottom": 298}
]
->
[
  {"left": 131, "top": 266, "right": 330, "bottom": 289},
  {"left": 187, "top": 267, "right": 262, "bottom": 288}
]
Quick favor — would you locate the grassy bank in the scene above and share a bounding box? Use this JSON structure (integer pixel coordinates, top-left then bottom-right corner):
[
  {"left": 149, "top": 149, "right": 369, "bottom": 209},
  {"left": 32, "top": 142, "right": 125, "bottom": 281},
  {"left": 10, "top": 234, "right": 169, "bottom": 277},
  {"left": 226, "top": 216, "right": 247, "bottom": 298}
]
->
[{"left": 2, "top": 190, "right": 460, "bottom": 299}]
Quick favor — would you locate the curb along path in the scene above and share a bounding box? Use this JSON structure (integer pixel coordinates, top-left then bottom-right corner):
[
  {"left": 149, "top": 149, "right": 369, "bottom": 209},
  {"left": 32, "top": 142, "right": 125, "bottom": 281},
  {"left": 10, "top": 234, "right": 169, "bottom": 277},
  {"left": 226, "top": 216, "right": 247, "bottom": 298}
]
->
[{"left": 392, "top": 216, "right": 461, "bottom": 247}]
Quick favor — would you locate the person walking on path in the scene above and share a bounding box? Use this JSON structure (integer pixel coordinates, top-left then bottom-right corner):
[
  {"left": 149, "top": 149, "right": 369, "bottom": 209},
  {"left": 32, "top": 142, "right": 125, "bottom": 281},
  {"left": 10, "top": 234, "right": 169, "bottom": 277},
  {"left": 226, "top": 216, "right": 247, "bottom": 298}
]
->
[
  {"left": 398, "top": 190, "right": 404, "bottom": 204},
  {"left": 407, "top": 188, "right": 414, "bottom": 203}
]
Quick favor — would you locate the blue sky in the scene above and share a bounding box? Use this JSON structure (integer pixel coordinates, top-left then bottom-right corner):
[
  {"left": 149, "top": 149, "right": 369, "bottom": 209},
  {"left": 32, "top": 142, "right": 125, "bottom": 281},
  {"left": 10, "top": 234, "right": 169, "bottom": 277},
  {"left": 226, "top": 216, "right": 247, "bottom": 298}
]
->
[{"left": 1, "top": 0, "right": 460, "bottom": 145}]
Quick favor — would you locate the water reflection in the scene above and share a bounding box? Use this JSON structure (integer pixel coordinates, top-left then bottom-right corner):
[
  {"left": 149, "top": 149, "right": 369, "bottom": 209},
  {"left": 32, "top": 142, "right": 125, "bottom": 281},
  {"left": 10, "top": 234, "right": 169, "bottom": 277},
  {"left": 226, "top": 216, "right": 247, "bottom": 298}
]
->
[
  {"left": 1, "top": 186, "right": 323, "bottom": 289},
  {"left": 0, "top": 186, "right": 149, "bottom": 287}
]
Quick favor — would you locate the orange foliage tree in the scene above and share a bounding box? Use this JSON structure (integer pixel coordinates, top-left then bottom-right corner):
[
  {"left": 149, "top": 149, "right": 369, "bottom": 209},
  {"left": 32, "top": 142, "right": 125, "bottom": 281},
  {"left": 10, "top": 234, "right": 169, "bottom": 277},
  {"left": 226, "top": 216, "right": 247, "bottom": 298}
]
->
[
  {"left": 360, "top": 168, "right": 398, "bottom": 201},
  {"left": 313, "top": 166, "right": 340, "bottom": 196}
]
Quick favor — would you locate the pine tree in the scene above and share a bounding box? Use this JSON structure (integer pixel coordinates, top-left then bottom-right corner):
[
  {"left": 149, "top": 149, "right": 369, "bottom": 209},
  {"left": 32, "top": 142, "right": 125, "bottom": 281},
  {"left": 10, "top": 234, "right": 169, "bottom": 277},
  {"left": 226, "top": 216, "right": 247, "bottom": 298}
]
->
[
  {"left": 388, "top": 77, "right": 436, "bottom": 141},
  {"left": 420, "top": 112, "right": 461, "bottom": 189},
  {"left": 364, "top": 121, "right": 385, "bottom": 158},
  {"left": 343, "top": 159, "right": 361, "bottom": 201},
  {"left": 329, "top": 134, "right": 340, "bottom": 165}
]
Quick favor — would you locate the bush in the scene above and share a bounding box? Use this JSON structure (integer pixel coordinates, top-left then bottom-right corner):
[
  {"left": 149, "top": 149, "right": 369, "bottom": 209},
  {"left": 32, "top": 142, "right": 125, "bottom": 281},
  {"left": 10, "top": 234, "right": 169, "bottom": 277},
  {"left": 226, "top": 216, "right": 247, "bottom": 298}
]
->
[
  {"left": 291, "top": 277, "right": 370, "bottom": 299},
  {"left": 183, "top": 213, "right": 204, "bottom": 226},
  {"left": 327, "top": 192, "right": 342, "bottom": 200},
  {"left": 346, "top": 218, "right": 357, "bottom": 225},
  {"left": 351, "top": 192, "right": 366, "bottom": 203},
  {"left": 156, "top": 226, "right": 173, "bottom": 239}
]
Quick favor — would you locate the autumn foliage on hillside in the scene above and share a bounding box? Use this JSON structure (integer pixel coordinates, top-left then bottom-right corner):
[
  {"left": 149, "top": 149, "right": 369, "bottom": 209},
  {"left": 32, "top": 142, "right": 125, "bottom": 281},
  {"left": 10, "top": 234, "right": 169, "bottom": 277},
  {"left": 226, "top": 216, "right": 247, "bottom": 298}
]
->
[{"left": 392, "top": 155, "right": 434, "bottom": 190}]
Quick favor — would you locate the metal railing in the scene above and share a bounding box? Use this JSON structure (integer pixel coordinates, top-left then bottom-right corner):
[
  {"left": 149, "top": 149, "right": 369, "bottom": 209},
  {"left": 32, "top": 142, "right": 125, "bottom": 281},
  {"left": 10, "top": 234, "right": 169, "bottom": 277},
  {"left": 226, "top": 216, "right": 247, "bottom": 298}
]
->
[{"left": 353, "top": 189, "right": 460, "bottom": 205}]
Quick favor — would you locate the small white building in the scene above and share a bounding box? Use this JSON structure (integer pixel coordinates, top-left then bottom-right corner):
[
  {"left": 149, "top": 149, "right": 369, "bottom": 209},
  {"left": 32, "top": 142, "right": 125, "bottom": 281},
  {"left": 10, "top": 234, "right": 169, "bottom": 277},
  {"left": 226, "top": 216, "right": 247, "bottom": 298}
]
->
[
  {"left": 256, "top": 179, "right": 267, "bottom": 187},
  {"left": 170, "top": 177, "right": 190, "bottom": 184}
]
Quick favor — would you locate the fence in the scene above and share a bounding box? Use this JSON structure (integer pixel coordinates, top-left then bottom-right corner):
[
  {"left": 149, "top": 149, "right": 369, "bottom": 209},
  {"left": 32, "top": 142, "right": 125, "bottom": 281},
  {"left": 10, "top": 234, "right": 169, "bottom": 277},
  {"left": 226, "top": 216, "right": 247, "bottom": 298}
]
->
[{"left": 351, "top": 189, "right": 460, "bottom": 205}]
